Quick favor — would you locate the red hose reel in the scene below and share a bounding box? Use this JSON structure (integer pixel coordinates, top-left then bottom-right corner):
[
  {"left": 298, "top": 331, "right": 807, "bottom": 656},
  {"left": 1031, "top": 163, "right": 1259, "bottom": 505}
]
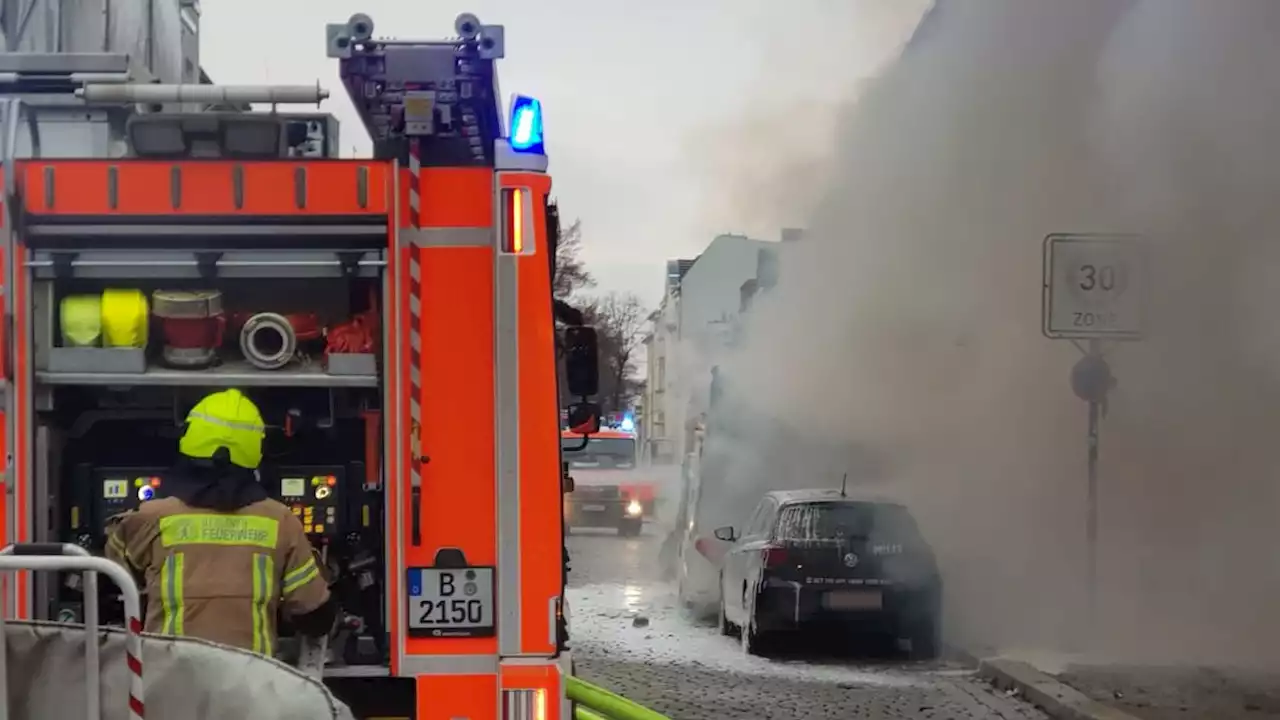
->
[
  {"left": 152, "top": 290, "right": 225, "bottom": 369},
  {"left": 152, "top": 288, "right": 379, "bottom": 369},
  {"left": 325, "top": 315, "right": 376, "bottom": 354},
  {"left": 325, "top": 287, "right": 380, "bottom": 356}
]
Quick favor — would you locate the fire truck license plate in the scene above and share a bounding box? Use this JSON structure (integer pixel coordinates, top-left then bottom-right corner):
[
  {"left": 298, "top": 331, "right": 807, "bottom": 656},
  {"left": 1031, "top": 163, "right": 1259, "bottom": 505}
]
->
[{"left": 407, "top": 567, "right": 496, "bottom": 637}]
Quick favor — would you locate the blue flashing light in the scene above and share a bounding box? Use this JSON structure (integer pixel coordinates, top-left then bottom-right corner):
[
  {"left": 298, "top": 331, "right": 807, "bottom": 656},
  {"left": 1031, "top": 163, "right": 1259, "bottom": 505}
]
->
[
  {"left": 137, "top": 486, "right": 155, "bottom": 502},
  {"left": 619, "top": 416, "right": 635, "bottom": 432},
  {"left": 509, "top": 95, "right": 545, "bottom": 154}
]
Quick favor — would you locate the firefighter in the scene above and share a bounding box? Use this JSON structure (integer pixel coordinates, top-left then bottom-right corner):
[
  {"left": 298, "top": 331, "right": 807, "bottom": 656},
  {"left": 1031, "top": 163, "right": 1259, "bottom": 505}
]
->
[{"left": 105, "top": 388, "right": 337, "bottom": 656}]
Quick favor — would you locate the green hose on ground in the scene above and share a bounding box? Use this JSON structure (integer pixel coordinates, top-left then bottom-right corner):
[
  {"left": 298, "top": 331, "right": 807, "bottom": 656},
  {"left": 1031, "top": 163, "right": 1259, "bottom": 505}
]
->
[
  {"left": 565, "top": 676, "right": 672, "bottom": 720},
  {"left": 573, "top": 706, "right": 609, "bottom": 720}
]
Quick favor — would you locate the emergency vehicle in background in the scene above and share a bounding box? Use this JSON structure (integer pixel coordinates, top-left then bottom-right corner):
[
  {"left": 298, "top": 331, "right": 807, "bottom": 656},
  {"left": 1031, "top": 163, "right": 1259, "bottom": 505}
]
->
[
  {"left": 0, "top": 8, "right": 602, "bottom": 719},
  {"left": 562, "top": 410, "right": 660, "bottom": 533},
  {"left": 562, "top": 426, "right": 645, "bottom": 536}
]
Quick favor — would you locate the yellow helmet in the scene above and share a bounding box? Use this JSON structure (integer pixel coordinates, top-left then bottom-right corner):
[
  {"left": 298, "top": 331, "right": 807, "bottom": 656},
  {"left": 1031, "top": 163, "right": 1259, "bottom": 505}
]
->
[{"left": 178, "top": 389, "right": 266, "bottom": 469}]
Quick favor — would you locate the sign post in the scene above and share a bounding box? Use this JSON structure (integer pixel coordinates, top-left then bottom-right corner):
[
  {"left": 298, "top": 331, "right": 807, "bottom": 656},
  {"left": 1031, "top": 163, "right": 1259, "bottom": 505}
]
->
[{"left": 1042, "top": 233, "right": 1146, "bottom": 635}]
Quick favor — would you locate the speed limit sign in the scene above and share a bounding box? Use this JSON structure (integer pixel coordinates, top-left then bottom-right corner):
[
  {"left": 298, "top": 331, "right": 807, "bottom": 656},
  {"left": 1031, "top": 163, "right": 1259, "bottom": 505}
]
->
[{"left": 1042, "top": 233, "right": 1146, "bottom": 340}]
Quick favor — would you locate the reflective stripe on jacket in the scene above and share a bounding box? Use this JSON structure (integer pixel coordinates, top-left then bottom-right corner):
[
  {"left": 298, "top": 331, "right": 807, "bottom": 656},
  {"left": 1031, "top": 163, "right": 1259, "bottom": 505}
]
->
[{"left": 105, "top": 496, "right": 329, "bottom": 655}]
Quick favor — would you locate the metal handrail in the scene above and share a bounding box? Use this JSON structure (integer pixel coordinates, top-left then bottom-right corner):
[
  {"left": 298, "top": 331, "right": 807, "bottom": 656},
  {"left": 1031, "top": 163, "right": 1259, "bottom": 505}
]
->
[{"left": 0, "top": 543, "right": 146, "bottom": 720}]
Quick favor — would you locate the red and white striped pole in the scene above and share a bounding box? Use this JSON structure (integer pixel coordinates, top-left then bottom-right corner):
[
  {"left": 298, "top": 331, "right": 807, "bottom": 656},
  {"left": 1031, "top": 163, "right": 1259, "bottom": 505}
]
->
[
  {"left": 125, "top": 614, "right": 145, "bottom": 719},
  {"left": 406, "top": 137, "right": 424, "bottom": 546}
]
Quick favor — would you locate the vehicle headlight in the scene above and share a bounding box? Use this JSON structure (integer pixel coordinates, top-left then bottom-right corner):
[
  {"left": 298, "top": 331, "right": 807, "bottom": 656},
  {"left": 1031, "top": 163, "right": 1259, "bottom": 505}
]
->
[{"left": 626, "top": 500, "right": 643, "bottom": 516}]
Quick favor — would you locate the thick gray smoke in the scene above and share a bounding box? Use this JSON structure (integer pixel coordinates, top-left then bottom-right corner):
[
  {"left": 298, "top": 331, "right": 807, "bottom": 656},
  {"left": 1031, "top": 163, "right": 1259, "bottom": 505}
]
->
[{"left": 702, "top": 0, "right": 1280, "bottom": 667}]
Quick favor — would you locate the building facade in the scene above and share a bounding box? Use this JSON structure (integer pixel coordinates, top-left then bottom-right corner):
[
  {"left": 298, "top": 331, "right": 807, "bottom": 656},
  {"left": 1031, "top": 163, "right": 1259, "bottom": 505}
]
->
[
  {"left": 643, "top": 230, "right": 803, "bottom": 464},
  {"left": 641, "top": 258, "right": 694, "bottom": 463}
]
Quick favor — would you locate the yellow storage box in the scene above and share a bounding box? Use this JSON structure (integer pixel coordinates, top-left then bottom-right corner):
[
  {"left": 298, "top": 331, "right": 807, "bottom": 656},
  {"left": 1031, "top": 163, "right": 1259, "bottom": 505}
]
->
[
  {"left": 59, "top": 295, "right": 103, "bottom": 348},
  {"left": 100, "top": 288, "right": 149, "bottom": 348}
]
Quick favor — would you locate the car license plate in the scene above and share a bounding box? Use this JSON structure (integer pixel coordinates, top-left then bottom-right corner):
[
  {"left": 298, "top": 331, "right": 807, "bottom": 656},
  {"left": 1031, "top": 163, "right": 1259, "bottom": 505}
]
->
[
  {"left": 823, "top": 589, "right": 883, "bottom": 611},
  {"left": 581, "top": 504, "right": 606, "bottom": 511},
  {"left": 407, "top": 566, "right": 495, "bottom": 637}
]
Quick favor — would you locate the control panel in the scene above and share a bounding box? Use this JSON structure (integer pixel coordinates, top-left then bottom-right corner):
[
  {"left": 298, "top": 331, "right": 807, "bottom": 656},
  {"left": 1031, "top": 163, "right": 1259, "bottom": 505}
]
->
[
  {"left": 261, "top": 465, "right": 352, "bottom": 539},
  {"left": 70, "top": 463, "right": 362, "bottom": 543},
  {"left": 60, "top": 459, "right": 382, "bottom": 664},
  {"left": 69, "top": 464, "right": 171, "bottom": 543}
]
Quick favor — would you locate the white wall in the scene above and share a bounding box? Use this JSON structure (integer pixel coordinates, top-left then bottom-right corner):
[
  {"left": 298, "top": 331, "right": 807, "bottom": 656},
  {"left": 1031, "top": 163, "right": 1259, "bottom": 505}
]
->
[
  {"left": 644, "top": 281, "right": 682, "bottom": 463},
  {"left": 677, "top": 235, "right": 770, "bottom": 341},
  {"left": 667, "top": 234, "right": 772, "bottom": 456}
]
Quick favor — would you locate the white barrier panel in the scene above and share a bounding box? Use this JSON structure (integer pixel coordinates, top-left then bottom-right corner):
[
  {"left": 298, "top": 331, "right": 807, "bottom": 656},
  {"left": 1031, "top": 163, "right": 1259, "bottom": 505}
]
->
[{"left": 5, "top": 621, "right": 356, "bottom": 720}]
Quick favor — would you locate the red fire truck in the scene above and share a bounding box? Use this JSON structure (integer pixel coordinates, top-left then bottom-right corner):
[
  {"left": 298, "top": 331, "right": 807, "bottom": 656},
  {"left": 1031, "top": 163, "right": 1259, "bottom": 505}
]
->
[{"left": 0, "top": 10, "right": 601, "bottom": 719}]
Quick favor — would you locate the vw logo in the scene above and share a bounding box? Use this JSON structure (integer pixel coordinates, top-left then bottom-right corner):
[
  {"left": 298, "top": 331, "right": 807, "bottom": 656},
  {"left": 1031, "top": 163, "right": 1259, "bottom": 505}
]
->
[{"left": 843, "top": 553, "right": 859, "bottom": 568}]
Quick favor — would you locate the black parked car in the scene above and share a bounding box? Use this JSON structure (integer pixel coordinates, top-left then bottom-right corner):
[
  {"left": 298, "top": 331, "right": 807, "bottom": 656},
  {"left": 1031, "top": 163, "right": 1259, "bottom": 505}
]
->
[{"left": 713, "top": 489, "right": 941, "bottom": 658}]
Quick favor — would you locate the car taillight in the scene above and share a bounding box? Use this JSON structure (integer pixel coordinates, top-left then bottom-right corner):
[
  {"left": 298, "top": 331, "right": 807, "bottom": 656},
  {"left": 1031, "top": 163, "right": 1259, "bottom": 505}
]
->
[
  {"left": 694, "top": 537, "right": 715, "bottom": 559},
  {"left": 762, "top": 546, "right": 788, "bottom": 568}
]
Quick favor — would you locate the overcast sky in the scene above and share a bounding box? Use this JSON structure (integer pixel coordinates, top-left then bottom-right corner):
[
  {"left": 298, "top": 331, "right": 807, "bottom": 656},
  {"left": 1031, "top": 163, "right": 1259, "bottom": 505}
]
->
[{"left": 202, "top": 1, "right": 927, "bottom": 309}]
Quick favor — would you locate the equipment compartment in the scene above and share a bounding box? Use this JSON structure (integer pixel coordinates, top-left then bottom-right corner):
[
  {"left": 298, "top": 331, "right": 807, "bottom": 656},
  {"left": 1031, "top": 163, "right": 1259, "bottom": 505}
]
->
[
  {"left": 41, "top": 385, "right": 389, "bottom": 668},
  {"left": 35, "top": 274, "right": 382, "bottom": 388}
]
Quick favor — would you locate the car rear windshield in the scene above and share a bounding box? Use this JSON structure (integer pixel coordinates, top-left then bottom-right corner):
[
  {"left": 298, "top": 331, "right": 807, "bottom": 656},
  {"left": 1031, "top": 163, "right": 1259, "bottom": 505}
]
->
[{"left": 773, "top": 501, "right": 919, "bottom": 542}]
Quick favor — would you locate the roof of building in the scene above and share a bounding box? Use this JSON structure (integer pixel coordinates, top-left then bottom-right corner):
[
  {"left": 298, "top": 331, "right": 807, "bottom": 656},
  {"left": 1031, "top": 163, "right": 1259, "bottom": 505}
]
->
[
  {"left": 902, "top": 0, "right": 944, "bottom": 57},
  {"left": 678, "top": 234, "right": 773, "bottom": 290},
  {"left": 669, "top": 258, "right": 698, "bottom": 279}
]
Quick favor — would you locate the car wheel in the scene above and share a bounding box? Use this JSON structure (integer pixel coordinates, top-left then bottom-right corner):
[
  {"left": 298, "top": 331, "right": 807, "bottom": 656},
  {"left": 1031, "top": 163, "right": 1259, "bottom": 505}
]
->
[
  {"left": 618, "top": 519, "right": 641, "bottom": 537},
  {"left": 740, "top": 612, "right": 767, "bottom": 656},
  {"left": 717, "top": 573, "right": 736, "bottom": 636},
  {"left": 738, "top": 591, "right": 770, "bottom": 656},
  {"left": 907, "top": 615, "right": 940, "bottom": 661}
]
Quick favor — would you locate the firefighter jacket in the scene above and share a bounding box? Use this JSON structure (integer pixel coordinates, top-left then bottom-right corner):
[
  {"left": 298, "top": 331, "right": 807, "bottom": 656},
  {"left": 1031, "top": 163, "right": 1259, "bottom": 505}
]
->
[{"left": 105, "top": 493, "right": 330, "bottom": 656}]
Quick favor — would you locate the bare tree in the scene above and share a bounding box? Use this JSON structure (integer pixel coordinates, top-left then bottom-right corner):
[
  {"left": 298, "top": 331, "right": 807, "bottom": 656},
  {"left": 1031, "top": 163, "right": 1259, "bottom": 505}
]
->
[
  {"left": 582, "top": 291, "right": 647, "bottom": 412},
  {"left": 552, "top": 218, "right": 594, "bottom": 300},
  {"left": 545, "top": 209, "right": 643, "bottom": 412}
]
